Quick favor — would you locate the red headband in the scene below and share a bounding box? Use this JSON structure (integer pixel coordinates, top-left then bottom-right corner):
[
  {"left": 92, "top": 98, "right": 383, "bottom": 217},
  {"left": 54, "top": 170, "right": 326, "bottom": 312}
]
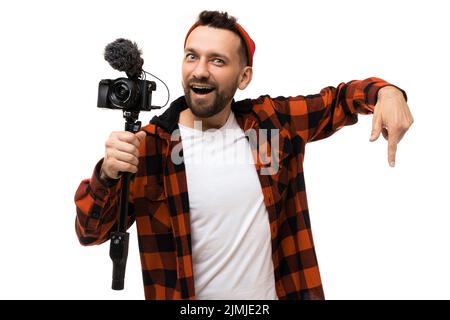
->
[{"left": 184, "top": 22, "right": 256, "bottom": 67}]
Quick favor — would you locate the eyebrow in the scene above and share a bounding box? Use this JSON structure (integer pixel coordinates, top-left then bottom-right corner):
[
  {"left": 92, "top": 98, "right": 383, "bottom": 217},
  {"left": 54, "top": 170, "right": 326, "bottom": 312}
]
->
[{"left": 184, "top": 47, "right": 230, "bottom": 62}]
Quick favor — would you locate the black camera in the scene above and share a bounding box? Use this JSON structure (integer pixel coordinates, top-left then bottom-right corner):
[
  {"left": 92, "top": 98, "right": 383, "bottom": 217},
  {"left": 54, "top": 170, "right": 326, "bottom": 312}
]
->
[
  {"left": 97, "top": 77, "right": 156, "bottom": 111},
  {"left": 97, "top": 38, "right": 162, "bottom": 112}
]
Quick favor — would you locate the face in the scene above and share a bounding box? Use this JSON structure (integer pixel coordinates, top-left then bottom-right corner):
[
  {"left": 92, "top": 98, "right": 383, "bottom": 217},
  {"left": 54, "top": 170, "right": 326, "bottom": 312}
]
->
[{"left": 182, "top": 25, "right": 251, "bottom": 118}]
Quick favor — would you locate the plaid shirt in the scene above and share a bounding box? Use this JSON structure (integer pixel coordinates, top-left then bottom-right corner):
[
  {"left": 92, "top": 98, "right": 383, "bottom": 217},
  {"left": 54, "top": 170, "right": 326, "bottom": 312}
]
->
[{"left": 75, "top": 77, "right": 405, "bottom": 300}]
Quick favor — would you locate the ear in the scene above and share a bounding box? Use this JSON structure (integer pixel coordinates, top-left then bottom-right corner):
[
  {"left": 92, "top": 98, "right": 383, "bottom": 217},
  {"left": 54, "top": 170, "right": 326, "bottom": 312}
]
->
[{"left": 238, "top": 66, "right": 253, "bottom": 90}]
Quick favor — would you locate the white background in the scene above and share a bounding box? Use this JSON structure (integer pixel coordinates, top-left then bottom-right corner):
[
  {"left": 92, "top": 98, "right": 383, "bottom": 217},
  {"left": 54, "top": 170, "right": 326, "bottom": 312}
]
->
[{"left": 0, "top": 0, "right": 449, "bottom": 299}]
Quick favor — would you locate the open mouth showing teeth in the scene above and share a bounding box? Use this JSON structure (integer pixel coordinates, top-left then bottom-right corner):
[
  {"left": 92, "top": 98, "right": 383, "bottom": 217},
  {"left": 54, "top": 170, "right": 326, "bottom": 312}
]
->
[{"left": 191, "top": 85, "right": 215, "bottom": 95}]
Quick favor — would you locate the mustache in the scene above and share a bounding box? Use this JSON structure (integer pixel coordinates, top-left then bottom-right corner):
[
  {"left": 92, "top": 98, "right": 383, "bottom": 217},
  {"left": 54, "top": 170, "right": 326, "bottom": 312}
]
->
[{"left": 188, "top": 79, "right": 217, "bottom": 87}]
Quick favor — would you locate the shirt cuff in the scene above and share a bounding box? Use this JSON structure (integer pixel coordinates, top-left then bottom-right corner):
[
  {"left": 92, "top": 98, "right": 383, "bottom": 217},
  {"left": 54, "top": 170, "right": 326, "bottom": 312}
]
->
[
  {"left": 366, "top": 79, "right": 408, "bottom": 107},
  {"left": 89, "top": 158, "right": 119, "bottom": 200}
]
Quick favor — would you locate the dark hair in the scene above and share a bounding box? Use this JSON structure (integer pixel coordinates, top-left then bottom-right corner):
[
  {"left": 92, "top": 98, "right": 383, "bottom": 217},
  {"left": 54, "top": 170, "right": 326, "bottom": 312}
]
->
[{"left": 196, "top": 10, "right": 248, "bottom": 67}]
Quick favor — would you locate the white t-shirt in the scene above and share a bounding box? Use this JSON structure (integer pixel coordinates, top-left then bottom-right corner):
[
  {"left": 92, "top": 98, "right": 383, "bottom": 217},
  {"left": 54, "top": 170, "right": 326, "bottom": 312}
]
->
[{"left": 178, "top": 111, "right": 278, "bottom": 300}]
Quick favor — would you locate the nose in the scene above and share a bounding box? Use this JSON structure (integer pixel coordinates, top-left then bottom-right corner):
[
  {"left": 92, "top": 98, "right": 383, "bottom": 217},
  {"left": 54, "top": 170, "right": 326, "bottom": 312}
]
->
[{"left": 192, "top": 58, "right": 210, "bottom": 80}]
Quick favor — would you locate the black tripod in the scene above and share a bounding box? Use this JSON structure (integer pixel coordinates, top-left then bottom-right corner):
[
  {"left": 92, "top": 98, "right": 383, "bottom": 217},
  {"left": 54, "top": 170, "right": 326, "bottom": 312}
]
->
[{"left": 109, "top": 110, "right": 142, "bottom": 290}]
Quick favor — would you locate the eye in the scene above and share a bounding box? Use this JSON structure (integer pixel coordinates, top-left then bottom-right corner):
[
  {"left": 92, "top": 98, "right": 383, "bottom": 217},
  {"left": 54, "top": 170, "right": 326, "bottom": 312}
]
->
[
  {"left": 212, "top": 58, "right": 225, "bottom": 66},
  {"left": 185, "top": 53, "right": 196, "bottom": 61}
]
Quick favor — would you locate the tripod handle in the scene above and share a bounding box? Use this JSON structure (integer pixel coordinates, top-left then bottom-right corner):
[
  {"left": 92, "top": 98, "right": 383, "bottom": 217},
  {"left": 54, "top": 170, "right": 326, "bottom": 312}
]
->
[
  {"left": 110, "top": 231, "right": 130, "bottom": 290},
  {"left": 109, "top": 112, "right": 141, "bottom": 291}
]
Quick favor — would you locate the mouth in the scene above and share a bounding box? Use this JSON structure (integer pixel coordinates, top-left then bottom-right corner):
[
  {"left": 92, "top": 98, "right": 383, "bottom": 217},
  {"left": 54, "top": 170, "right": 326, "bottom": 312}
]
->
[{"left": 190, "top": 84, "right": 216, "bottom": 96}]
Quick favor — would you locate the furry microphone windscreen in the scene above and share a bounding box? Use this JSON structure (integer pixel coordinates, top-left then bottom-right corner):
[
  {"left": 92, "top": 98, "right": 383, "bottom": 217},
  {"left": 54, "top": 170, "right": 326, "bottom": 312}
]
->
[{"left": 104, "top": 38, "right": 144, "bottom": 79}]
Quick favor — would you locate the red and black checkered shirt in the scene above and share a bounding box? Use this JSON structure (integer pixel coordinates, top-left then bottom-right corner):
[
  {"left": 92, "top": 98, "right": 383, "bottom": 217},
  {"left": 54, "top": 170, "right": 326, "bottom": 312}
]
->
[{"left": 75, "top": 77, "right": 406, "bottom": 299}]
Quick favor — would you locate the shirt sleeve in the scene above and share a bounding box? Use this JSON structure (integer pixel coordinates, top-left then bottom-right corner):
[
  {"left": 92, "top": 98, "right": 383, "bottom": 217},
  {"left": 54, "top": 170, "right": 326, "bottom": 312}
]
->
[
  {"left": 271, "top": 77, "right": 407, "bottom": 143},
  {"left": 74, "top": 159, "right": 136, "bottom": 246}
]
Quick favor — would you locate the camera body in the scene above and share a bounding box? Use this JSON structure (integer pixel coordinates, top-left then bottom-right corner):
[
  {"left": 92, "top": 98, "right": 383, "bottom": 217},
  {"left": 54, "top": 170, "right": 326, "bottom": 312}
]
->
[{"left": 97, "top": 77, "right": 156, "bottom": 111}]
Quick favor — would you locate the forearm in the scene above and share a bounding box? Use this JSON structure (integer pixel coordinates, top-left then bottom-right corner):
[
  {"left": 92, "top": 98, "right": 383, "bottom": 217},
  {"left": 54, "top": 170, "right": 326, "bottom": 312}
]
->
[
  {"left": 271, "top": 77, "right": 408, "bottom": 143},
  {"left": 74, "top": 159, "right": 122, "bottom": 246}
]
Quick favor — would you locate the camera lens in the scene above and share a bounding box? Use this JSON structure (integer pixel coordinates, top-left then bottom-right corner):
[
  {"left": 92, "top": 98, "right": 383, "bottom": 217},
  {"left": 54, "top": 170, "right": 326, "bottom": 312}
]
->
[
  {"left": 108, "top": 78, "right": 140, "bottom": 110},
  {"left": 114, "top": 83, "right": 130, "bottom": 102}
]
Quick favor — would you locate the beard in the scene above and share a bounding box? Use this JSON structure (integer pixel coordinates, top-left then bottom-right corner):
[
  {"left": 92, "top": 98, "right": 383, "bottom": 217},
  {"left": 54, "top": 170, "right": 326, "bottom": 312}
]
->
[{"left": 183, "top": 79, "right": 238, "bottom": 118}]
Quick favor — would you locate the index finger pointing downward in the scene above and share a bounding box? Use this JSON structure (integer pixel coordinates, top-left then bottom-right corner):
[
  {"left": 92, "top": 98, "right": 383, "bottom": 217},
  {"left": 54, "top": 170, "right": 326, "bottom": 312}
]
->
[{"left": 388, "top": 135, "right": 398, "bottom": 167}]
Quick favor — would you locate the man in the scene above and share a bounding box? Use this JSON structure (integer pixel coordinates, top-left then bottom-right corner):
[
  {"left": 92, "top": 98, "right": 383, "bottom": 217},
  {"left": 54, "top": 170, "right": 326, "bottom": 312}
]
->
[{"left": 75, "top": 10, "right": 413, "bottom": 300}]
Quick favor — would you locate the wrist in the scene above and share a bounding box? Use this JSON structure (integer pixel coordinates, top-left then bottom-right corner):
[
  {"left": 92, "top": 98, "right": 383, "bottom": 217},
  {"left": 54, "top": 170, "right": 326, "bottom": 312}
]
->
[
  {"left": 100, "top": 169, "right": 117, "bottom": 181},
  {"left": 378, "top": 86, "right": 403, "bottom": 99}
]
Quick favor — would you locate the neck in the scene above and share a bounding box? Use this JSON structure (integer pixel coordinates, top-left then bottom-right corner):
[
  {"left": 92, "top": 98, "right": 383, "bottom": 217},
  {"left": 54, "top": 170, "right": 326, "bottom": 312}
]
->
[{"left": 179, "top": 103, "right": 232, "bottom": 131}]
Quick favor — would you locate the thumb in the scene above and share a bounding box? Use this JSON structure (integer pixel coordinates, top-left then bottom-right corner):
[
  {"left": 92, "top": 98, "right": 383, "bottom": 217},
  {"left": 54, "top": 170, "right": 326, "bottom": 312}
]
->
[
  {"left": 370, "top": 115, "right": 382, "bottom": 142},
  {"left": 135, "top": 130, "right": 147, "bottom": 143}
]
